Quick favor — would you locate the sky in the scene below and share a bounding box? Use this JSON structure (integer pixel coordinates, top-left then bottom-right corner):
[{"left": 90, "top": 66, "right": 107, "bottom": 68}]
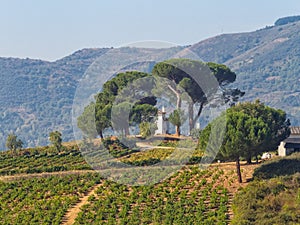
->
[{"left": 0, "top": 0, "right": 300, "bottom": 61}]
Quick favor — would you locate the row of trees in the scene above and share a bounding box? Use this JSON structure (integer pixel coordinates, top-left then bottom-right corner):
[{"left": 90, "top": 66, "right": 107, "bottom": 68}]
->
[
  {"left": 6, "top": 131, "right": 63, "bottom": 152},
  {"left": 76, "top": 57, "right": 291, "bottom": 186},
  {"left": 78, "top": 71, "right": 158, "bottom": 138},
  {"left": 78, "top": 59, "right": 244, "bottom": 138},
  {"left": 152, "top": 60, "right": 244, "bottom": 135}
]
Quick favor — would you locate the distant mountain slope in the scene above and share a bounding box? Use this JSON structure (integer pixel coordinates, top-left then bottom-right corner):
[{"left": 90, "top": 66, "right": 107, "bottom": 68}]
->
[
  {"left": 1, "top": 16, "right": 300, "bottom": 149},
  {"left": 0, "top": 46, "right": 184, "bottom": 149},
  {"left": 190, "top": 18, "right": 300, "bottom": 124},
  {"left": 0, "top": 48, "right": 110, "bottom": 149}
]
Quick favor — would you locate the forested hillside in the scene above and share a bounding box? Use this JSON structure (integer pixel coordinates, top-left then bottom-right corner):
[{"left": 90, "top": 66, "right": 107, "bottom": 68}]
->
[
  {"left": 0, "top": 48, "right": 109, "bottom": 149},
  {"left": 1, "top": 16, "right": 300, "bottom": 149},
  {"left": 191, "top": 18, "right": 300, "bottom": 125}
]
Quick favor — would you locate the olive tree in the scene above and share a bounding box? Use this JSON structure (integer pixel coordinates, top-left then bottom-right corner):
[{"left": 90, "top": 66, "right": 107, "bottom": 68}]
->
[
  {"left": 49, "top": 131, "right": 63, "bottom": 152},
  {"left": 6, "top": 133, "right": 23, "bottom": 152}
]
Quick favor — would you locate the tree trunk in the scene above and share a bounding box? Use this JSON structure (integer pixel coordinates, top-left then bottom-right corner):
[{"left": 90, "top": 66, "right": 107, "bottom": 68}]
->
[
  {"left": 168, "top": 84, "right": 181, "bottom": 109},
  {"left": 168, "top": 84, "right": 182, "bottom": 137},
  {"left": 188, "top": 103, "right": 194, "bottom": 133},
  {"left": 125, "top": 127, "right": 130, "bottom": 137},
  {"left": 236, "top": 158, "right": 242, "bottom": 183},
  {"left": 99, "top": 131, "right": 104, "bottom": 140},
  {"left": 246, "top": 155, "right": 252, "bottom": 164},
  {"left": 191, "top": 102, "right": 205, "bottom": 129},
  {"left": 175, "top": 125, "right": 180, "bottom": 137},
  {"left": 177, "top": 95, "right": 181, "bottom": 109}
]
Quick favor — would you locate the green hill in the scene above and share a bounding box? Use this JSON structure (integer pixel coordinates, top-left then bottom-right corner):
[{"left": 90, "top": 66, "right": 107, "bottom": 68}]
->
[
  {"left": 0, "top": 47, "right": 185, "bottom": 149},
  {"left": 0, "top": 48, "right": 109, "bottom": 149},
  {"left": 1, "top": 16, "right": 300, "bottom": 149},
  {"left": 191, "top": 18, "right": 300, "bottom": 125}
]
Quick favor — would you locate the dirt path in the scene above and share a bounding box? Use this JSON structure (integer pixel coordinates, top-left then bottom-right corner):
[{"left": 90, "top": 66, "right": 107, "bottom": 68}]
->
[
  {"left": 211, "top": 161, "right": 259, "bottom": 222},
  {"left": 61, "top": 183, "right": 102, "bottom": 225}
]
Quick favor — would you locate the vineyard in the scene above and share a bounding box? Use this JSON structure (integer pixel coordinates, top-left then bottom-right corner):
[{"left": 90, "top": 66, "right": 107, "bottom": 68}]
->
[
  {"left": 0, "top": 145, "right": 90, "bottom": 175},
  {"left": 0, "top": 142, "right": 260, "bottom": 224},
  {"left": 0, "top": 173, "right": 102, "bottom": 225},
  {"left": 4, "top": 139, "right": 298, "bottom": 224},
  {"left": 120, "top": 147, "right": 204, "bottom": 167},
  {"left": 73, "top": 166, "right": 233, "bottom": 225},
  {"left": 0, "top": 161, "right": 254, "bottom": 225},
  {"left": 0, "top": 139, "right": 199, "bottom": 176}
]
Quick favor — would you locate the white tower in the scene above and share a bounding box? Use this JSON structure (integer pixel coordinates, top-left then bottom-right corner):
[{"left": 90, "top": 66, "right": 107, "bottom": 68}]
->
[{"left": 155, "top": 107, "right": 168, "bottom": 135}]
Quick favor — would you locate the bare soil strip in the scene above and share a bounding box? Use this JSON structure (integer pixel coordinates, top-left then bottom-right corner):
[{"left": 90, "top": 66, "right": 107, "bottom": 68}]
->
[
  {"left": 61, "top": 183, "right": 102, "bottom": 225},
  {"left": 211, "top": 162, "right": 259, "bottom": 221}
]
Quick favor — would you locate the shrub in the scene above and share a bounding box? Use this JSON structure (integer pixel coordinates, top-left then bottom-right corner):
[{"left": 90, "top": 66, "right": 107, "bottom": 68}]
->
[{"left": 253, "top": 153, "right": 300, "bottom": 179}]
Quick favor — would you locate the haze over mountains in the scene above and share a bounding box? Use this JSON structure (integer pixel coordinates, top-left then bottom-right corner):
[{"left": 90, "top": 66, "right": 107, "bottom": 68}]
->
[{"left": 1, "top": 16, "right": 300, "bottom": 149}]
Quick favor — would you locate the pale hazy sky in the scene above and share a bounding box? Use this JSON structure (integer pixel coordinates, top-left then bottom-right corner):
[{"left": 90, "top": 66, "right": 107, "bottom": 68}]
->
[{"left": 0, "top": 0, "right": 299, "bottom": 61}]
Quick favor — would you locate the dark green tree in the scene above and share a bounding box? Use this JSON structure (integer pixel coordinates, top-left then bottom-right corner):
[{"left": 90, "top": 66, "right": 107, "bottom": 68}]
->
[
  {"left": 139, "top": 122, "right": 157, "bottom": 138},
  {"left": 95, "top": 93, "right": 112, "bottom": 139},
  {"left": 6, "top": 133, "right": 23, "bottom": 152},
  {"left": 168, "top": 109, "right": 187, "bottom": 136},
  {"left": 49, "top": 131, "right": 62, "bottom": 152},
  {"left": 111, "top": 102, "right": 131, "bottom": 136},
  {"left": 130, "top": 102, "right": 158, "bottom": 125},
  {"left": 230, "top": 100, "right": 291, "bottom": 164},
  {"left": 78, "top": 71, "right": 150, "bottom": 138},
  {"left": 199, "top": 101, "right": 290, "bottom": 183},
  {"left": 77, "top": 103, "right": 99, "bottom": 139},
  {"left": 152, "top": 59, "right": 244, "bottom": 132}
]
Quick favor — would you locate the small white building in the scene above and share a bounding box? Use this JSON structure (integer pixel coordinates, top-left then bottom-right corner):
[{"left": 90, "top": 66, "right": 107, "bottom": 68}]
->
[
  {"left": 278, "top": 127, "right": 300, "bottom": 156},
  {"left": 155, "top": 107, "right": 169, "bottom": 135}
]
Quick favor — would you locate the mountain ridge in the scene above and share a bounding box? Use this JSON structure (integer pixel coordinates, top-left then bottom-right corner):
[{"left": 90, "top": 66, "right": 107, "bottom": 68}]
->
[{"left": 1, "top": 16, "right": 300, "bottom": 149}]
